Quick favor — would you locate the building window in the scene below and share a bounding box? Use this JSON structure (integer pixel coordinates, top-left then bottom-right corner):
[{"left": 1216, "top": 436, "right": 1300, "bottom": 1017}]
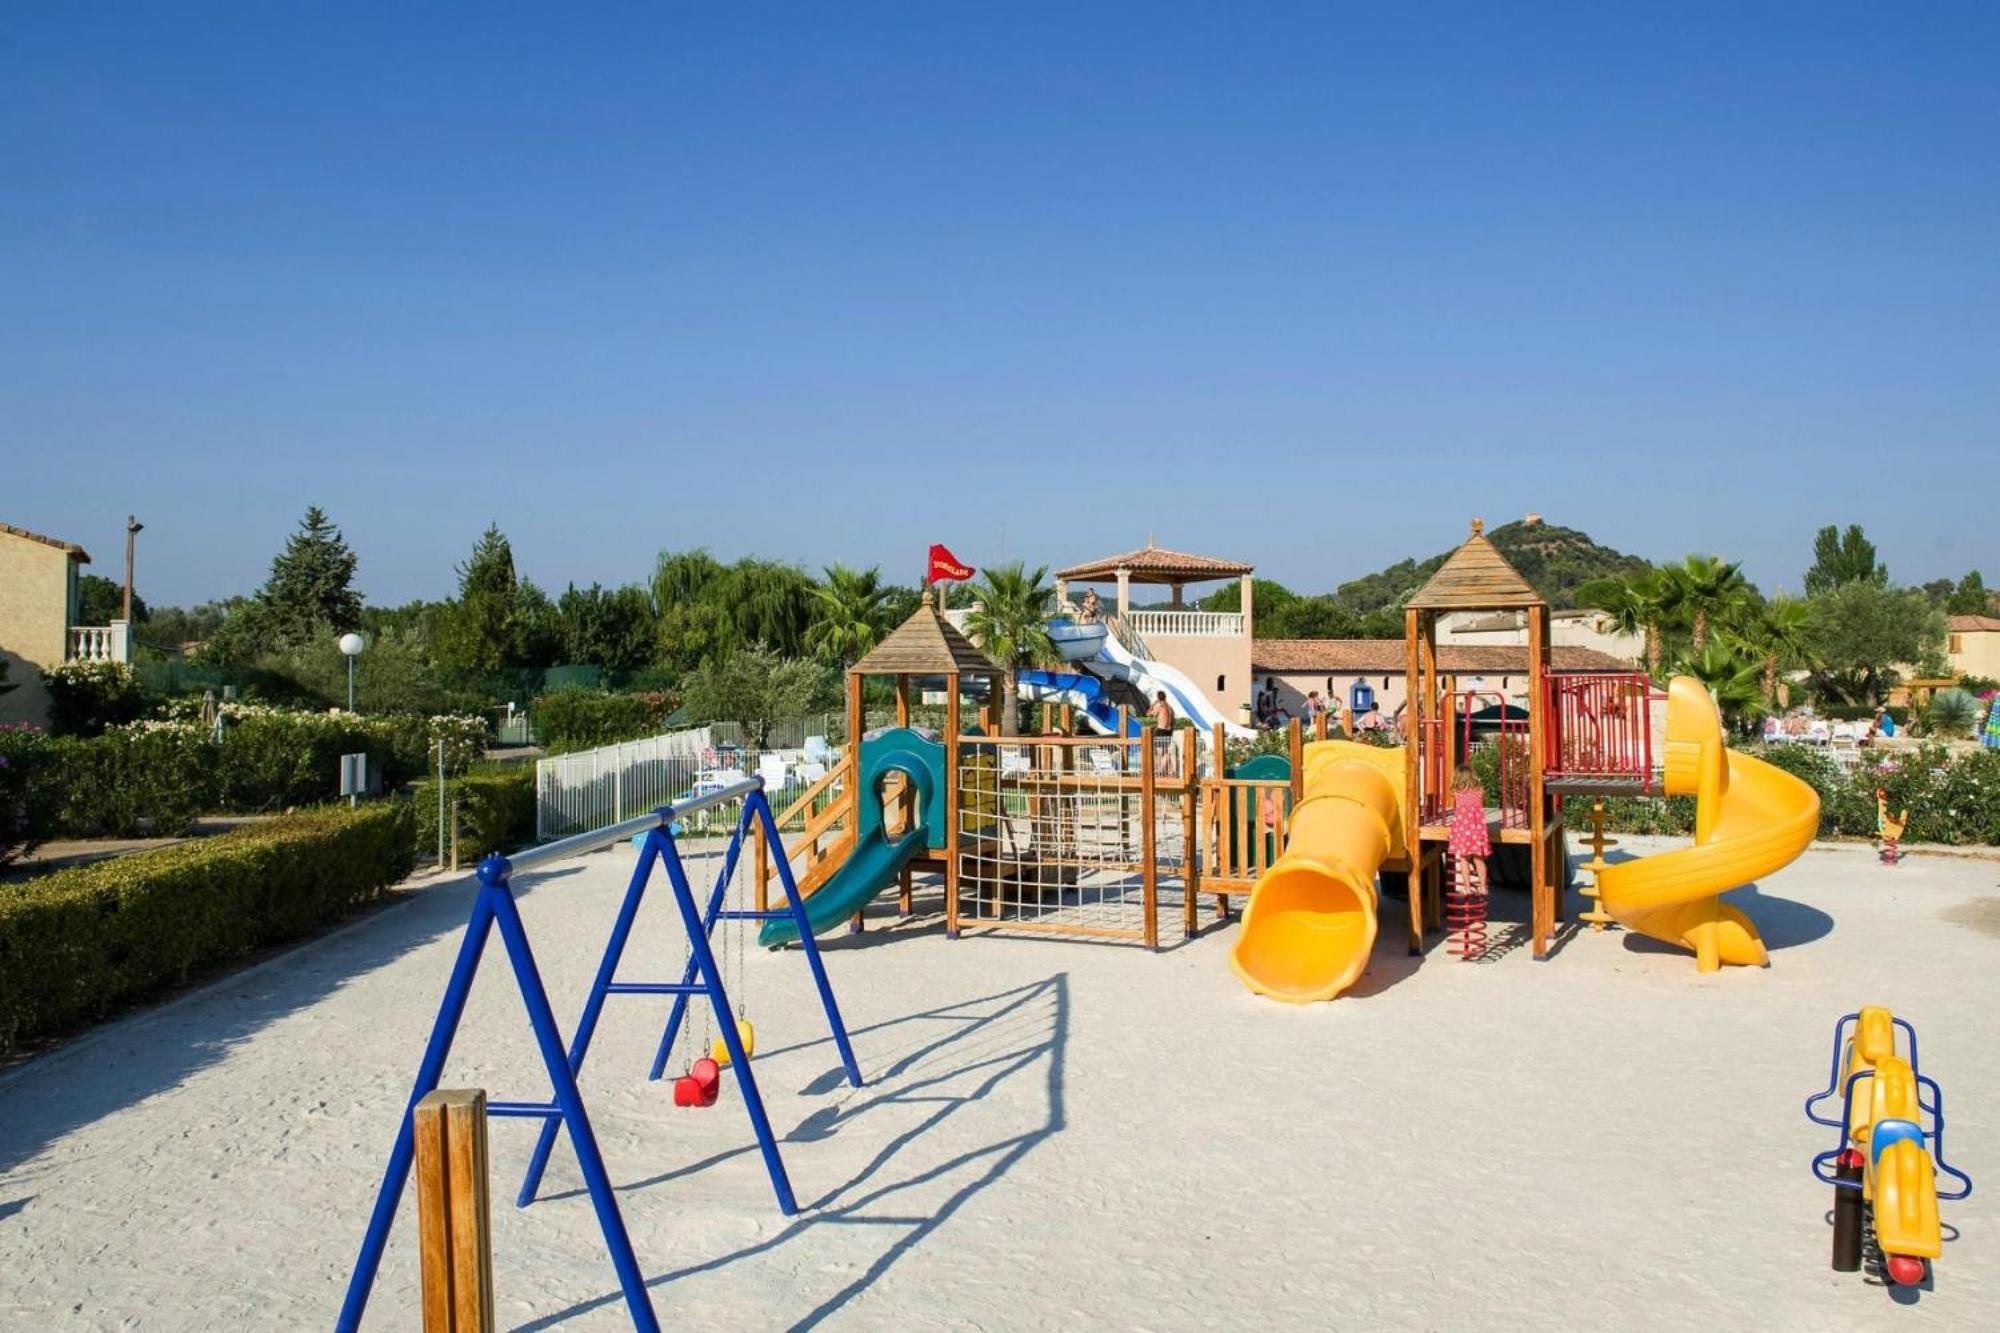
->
[
  {"left": 1948, "top": 634, "right": 1962, "bottom": 654},
  {"left": 1216, "top": 674, "right": 1226, "bottom": 693}
]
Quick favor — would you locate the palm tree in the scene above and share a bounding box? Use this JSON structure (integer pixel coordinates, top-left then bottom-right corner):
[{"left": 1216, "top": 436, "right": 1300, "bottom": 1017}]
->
[
  {"left": 806, "top": 564, "right": 890, "bottom": 666},
  {"left": 1680, "top": 641, "right": 1767, "bottom": 732},
  {"left": 963, "top": 561, "right": 1058, "bottom": 735},
  {"left": 1727, "top": 594, "right": 1816, "bottom": 707},
  {"left": 1578, "top": 572, "right": 1668, "bottom": 678},
  {"left": 1662, "top": 555, "right": 1750, "bottom": 655}
]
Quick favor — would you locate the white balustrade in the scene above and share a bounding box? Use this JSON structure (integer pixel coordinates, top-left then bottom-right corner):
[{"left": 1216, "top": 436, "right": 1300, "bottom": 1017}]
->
[{"left": 1124, "top": 610, "right": 1245, "bottom": 639}]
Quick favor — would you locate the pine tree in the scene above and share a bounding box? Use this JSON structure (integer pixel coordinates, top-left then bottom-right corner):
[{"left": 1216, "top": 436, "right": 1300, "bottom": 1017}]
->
[
  {"left": 435, "top": 524, "right": 527, "bottom": 674},
  {"left": 259, "top": 506, "right": 364, "bottom": 643}
]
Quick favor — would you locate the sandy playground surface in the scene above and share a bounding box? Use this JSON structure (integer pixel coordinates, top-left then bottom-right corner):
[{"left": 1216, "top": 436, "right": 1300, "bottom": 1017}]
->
[{"left": 2, "top": 836, "right": 1998, "bottom": 1330}]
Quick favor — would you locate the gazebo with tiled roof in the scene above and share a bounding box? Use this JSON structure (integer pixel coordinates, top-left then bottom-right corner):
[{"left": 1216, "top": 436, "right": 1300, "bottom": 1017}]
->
[{"left": 1055, "top": 538, "right": 1255, "bottom": 620}]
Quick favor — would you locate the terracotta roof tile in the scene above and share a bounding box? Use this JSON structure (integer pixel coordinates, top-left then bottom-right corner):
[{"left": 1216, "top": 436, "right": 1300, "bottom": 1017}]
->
[
  {"left": 1057, "top": 541, "right": 1252, "bottom": 582},
  {"left": 1251, "top": 639, "right": 1627, "bottom": 674},
  {"left": 0, "top": 521, "right": 90, "bottom": 563},
  {"left": 1947, "top": 614, "right": 2000, "bottom": 633}
]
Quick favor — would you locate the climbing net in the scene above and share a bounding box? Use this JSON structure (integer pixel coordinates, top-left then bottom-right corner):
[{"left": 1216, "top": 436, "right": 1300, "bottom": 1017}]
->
[{"left": 955, "top": 735, "right": 1192, "bottom": 943}]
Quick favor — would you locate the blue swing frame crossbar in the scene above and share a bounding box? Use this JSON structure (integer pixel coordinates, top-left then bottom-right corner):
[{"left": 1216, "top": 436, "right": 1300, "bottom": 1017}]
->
[{"left": 336, "top": 776, "right": 860, "bottom": 1332}]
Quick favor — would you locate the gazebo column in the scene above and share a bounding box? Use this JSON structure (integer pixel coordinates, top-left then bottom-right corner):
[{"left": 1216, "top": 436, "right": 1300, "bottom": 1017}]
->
[
  {"left": 1055, "top": 577, "right": 1068, "bottom": 611},
  {"left": 1116, "top": 566, "right": 1131, "bottom": 618},
  {"left": 1240, "top": 573, "right": 1254, "bottom": 631}
]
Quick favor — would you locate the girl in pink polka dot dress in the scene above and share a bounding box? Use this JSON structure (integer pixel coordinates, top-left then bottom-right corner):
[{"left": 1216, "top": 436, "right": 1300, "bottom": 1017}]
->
[{"left": 1446, "top": 764, "right": 1491, "bottom": 893}]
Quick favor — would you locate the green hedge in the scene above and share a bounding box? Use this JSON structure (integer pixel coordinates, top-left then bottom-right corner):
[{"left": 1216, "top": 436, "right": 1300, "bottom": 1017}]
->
[
  {"left": 0, "top": 802, "right": 415, "bottom": 1052},
  {"left": 0, "top": 709, "right": 491, "bottom": 840},
  {"left": 533, "top": 688, "right": 678, "bottom": 753},
  {"left": 411, "top": 767, "right": 537, "bottom": 863},
  {"left": 3, "top": 727, "right": 213, "bottom": 838}
]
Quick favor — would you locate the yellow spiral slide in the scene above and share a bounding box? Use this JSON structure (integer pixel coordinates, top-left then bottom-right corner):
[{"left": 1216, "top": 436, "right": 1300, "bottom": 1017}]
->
[
  {"left": 1595, "top": 675, "right": 1820, "bottom": 972},
  {"left": 1230, "top": 740, "right": 1407, "bottom": 1003}
]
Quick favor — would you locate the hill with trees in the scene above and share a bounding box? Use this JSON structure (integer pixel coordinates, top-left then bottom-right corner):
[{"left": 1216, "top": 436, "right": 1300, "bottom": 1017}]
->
[{"left": 1332, "top": 518, "right": 1655, "bottom": 613}]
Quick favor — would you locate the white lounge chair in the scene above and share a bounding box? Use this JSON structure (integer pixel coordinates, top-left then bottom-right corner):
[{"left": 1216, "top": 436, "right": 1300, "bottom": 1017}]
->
[{"left": 1805, "top": 720, "right": 1831, "bottom": 745}]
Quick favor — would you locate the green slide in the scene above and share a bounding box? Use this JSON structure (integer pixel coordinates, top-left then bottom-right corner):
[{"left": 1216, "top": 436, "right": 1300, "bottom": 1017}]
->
[{"left": 759, "top": 727, "right": 947, "bottom": 946}]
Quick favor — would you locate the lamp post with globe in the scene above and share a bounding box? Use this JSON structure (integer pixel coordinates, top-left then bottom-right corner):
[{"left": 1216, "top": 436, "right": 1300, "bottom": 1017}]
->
[{"left": 339, "top": 632, "right": 366, "bottom": 712}]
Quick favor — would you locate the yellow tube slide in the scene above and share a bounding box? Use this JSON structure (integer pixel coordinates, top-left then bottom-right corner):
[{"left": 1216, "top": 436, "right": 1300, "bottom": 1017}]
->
[
  {"left": 1595, "top": 676, "right": 1820, "bottom": 972},
  {"left": 1230, "top": 741, "right": 1406, "bottom": 1003}
]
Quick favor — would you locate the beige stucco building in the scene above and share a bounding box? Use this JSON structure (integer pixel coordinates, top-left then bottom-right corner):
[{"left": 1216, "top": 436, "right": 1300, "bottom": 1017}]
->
[
  {"left": 1945, "top": 615, "right": 2000, "bottom": 683},
  {"left": 1434, "top": 607, "right": 1645, "bottom": 665},
  {"left": 1053, "top": 542, "right": 1256, "bottom": 719},
  {"left": 0, "top": 521, "right": 130, "bottom": 727},
  {"left": 1250, "top": 638, "right": 1629, "bottom": 721}
]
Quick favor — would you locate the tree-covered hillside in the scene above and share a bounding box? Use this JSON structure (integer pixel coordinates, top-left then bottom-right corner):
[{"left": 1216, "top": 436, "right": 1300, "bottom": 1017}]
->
[{"left": 1331, "top": 519, "right": 1655, "bottom": 612}]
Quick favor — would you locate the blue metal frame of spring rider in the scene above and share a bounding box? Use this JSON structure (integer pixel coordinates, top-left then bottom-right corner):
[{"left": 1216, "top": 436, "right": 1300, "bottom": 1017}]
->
[
  {"left": 336, "top": 776, "right": 860, "bottom": 1331},
  {"left": 514, "top": 786, "right": 864, "bottom": 1213}
]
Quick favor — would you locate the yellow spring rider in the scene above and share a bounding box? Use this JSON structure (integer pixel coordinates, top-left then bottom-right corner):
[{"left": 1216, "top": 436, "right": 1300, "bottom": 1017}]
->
[{"left": 1806, "top": 1006, "right": 1974, "bottom": 1286}]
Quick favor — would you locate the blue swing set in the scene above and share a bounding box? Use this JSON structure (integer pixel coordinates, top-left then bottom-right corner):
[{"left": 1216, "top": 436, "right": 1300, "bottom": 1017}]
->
[{"left": 336, "top": 776, "right": 862, "bottom": 1332}]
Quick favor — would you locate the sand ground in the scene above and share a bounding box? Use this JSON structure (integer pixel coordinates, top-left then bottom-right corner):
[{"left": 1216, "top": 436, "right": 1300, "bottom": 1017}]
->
[{"left": 2, "top": 836, "right": 1997, "bottom": 1330}]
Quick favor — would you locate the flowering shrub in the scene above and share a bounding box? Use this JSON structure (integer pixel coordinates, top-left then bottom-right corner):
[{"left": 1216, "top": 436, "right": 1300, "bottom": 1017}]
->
[
  {"left": 0, "top": 705, "right": 490, "bottom": 838},
  {"left": 1609, "top": 742, "right": 2000, "bottom": 846},
  {"left": 41, "top": 660, "right": 146, "bottom": 737}
]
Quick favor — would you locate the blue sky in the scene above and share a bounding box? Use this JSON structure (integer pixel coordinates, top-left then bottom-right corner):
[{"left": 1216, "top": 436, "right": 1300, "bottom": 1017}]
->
[{"left": 4, "top": 3, "right": 1995, "bottom": 607}]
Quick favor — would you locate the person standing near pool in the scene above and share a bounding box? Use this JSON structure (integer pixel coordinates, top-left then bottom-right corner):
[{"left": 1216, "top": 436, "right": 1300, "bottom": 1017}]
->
[{"left": 1150, "top": 690, "right": 1178, "bottom": 775}]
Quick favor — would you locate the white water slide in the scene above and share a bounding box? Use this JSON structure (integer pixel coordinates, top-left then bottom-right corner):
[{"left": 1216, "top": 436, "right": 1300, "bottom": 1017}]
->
[{"left": 1096, "top": 624, "right": 1254, "bottom": 738}]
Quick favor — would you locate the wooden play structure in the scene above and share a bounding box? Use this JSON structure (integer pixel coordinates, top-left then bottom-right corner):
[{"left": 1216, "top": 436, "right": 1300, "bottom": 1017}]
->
[{"left": 754, "top": 523, "right": 1660, "bottom": 970}]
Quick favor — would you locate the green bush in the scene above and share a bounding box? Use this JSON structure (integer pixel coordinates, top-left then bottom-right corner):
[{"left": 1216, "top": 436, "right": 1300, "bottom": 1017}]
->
[
  {"left": 1, "top": 725, "right": 214, "bottom": 838},
  {"left": 41, "top": 660, "right": 147, "bottom": 737},
  {"left": 0, "top": 802, "right": 415, "bottom": 1051},
  {"left": 1589, "top": 742, "right": 2000, "bottom": 846},
  {"left": 0, "top": 726, "right": 30, "bottom": 864},
  {"left": 533, "top": 688, "right": 678, "bottom": 753},
  {"left": 411, "top": 766, "right": 536, "bottom": 863}
]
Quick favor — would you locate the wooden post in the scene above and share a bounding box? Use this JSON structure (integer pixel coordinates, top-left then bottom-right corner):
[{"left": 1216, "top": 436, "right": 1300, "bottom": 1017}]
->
[
  {"left": 945, "top": 674, "right": 961, "bottom": 939},
  {"left": 1210, "top": 721, "right": 1229, "bottom": 918},
  {"left": 1314, "top": 711, "right": 1329, "bottom": 742},
  {"left": 1527, "top": 606, "right": 1551, "bottom": 959},
  {"left": 1140, "top": 723, "right": 1158, "bottom": 950},
  {"left": 895, "top": 674, "right": 910, "bottom": 728},
  {"left": 449, "top": 796, "right": 461, "bottom": 873},
  {"left": 1181, "top": 725, "right": 1200, "bottom": 938},
  {"left": 753, "top": 815, "right": 770, "bottom": 913},
  {"left": 1287, "top": 719, "right": 1304, "bottom": 807},
  {"left": 413, "top": 1089, "right": 494, "bottom": 1333},
  {"left": 1404, "top": 608, "right": 1424, "bottom": 954}
]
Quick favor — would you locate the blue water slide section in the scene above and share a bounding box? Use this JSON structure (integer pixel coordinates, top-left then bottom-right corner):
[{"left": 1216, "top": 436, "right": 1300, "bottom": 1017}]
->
[{"left": 1015, "top": 667, "right": 1142, "bottom": 736}]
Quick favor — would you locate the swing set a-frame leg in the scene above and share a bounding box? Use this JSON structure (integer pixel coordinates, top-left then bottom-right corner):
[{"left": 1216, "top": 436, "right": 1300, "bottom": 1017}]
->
[{"left": 338, "top": 864, "right": 658, "bottom": 1333}]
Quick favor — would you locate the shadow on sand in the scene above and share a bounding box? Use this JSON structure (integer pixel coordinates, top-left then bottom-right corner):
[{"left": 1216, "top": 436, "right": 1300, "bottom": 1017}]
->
[{"left": 516, "top": 973, "right": 1070, "bottom": 1332}]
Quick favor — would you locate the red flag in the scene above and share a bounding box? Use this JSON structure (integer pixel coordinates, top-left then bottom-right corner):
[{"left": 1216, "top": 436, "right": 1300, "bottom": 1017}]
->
[{"left": 927, "top": 543, "right": 975, "bottom": 584}]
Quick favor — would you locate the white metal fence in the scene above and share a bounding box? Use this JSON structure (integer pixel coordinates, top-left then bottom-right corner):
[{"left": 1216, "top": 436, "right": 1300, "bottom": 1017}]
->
[{"left": 534, "top": 722, "right": 842, "bottom": 840}]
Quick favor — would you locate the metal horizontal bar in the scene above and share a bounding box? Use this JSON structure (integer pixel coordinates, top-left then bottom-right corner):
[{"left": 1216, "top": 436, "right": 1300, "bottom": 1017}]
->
[
  {"left": 715, "top": 909, "right": 790, "bottom": 922},
  {"left": 506, "top": 775, "right": 766, "bottom": 873},
  {"left": 486, "top": 1101, "right": 562, "bottom": 1119},
  {"left": 605, "top": 982, "right": 707, "bottom": 996}
]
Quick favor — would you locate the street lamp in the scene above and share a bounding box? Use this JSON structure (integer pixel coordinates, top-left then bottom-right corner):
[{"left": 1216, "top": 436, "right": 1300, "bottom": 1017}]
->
[{"left": 338, "top": 632, "right": 366, "bottom": 712}]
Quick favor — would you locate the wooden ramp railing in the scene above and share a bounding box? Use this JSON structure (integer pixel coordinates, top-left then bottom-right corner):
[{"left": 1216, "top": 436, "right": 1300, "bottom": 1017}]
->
[{"left": 755, "top": 754, "right": 854, "bottom": 910}]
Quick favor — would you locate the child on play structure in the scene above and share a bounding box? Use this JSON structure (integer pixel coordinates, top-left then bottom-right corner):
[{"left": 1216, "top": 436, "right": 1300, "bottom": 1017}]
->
[{"left": 1446, "top": 763, "right": 1491, "bottom": 892}]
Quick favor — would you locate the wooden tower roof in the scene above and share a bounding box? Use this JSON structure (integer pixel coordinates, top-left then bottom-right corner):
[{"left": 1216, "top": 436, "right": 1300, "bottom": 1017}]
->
[
  {"left": 1405, "top": 518, "right": 1546, "bottom": 611},
  {"left": 850, "top": 589, "right": 997, "bottom": 677}
]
